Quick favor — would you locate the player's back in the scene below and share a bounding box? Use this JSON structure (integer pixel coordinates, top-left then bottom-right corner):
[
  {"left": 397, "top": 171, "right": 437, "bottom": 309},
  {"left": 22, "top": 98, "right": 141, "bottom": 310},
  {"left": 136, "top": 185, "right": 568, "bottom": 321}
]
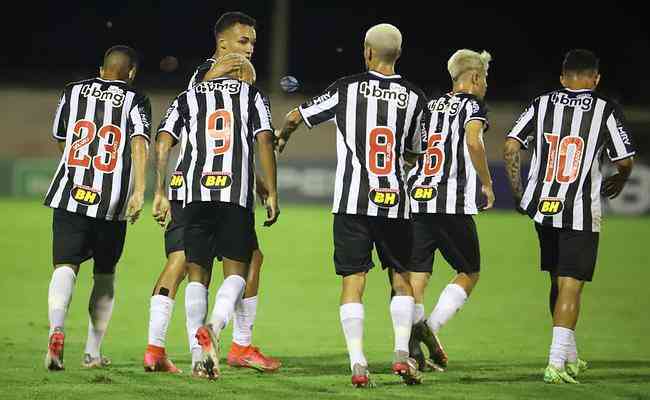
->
[
  {"left": 161, "top": 77, "right": 272, "bottom": 211},
  {"left": 299, "top": 71, "right": 428, "bottom": 219},
  {"left": 408, "top": 92, "right": 488, "bottom": 215},
  {"left": 44, "top": 77, "right": 151, "bottom": 220},
  {"left": 507, "top": 88, "right": 635, "bottom": 231}
]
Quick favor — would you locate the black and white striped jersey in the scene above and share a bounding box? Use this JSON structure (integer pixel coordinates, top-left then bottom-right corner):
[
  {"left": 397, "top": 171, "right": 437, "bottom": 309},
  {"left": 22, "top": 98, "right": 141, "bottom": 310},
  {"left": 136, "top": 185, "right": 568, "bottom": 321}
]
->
[
  {"left": 298, "top": 71, "right": 427, "bottom": 219},
  {"left": 167, "top": 58, "right": 217, "bottom": 201},
  {"left": 158, "top": 77, "right": 273, "bottom": 211},
  {"left": 408, "top": 92, "right": 489, "bottom": 215},
  {"left": 507, "top": 88, "right": 635, "bottom": 232},
  {"left": 44, "top": 77, "right": 151, "bottom": 220}
]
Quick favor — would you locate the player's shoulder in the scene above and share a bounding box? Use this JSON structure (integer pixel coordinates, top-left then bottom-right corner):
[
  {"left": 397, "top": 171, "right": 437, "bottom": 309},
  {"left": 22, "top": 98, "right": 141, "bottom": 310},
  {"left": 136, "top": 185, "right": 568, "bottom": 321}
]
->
[{"left": 189, "top": 58, "right": 217, "bottom": 87}]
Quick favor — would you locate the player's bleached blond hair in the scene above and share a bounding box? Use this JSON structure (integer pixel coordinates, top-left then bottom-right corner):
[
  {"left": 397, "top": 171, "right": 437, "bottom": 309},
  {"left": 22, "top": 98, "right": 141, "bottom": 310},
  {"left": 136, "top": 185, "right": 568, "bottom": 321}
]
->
[
  {"left": 448, "top": 49, "right": 492, "bottom": 81},
  {"left": 364, "top": 23, "right": 402, "bottom": 61}
]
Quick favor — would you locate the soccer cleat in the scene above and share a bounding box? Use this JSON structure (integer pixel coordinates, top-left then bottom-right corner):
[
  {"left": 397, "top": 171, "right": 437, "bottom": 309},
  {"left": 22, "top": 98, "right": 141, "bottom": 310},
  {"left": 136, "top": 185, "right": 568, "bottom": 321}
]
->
[
  {"left": 392, "top": 351, "right": 423, "bottom": 385},
  {"left": 566, "top": 358, "right": 588, "bottom": 379},
  {"left": 408, "top": 333, "right": 426, "bottom": 372},
  {"left": 45, "top": 328, "right": 65, "bottom": 371},
  {"left": 143, "top": 347, "right": 181, "bottom": 373},
  {"left": 191, "top": 362, "right": 210, "bottom": 379},
  {"left": 351, "top": 363, "right": 372, "bottom": 388},
  {"left": 227, "top": 343, "right": 281, "bottom": 372},
  {"left": 196, "top": 325, "right": 220, "bottom": 380},
  {"left": 82, "top": 354, "right": 112, "bottom": 369},
  {"left": 543, "top": 365, "right": 579, "bottom": 384},
  {"left": 413, "top": 321, "right": 448, "bottom": 369}
]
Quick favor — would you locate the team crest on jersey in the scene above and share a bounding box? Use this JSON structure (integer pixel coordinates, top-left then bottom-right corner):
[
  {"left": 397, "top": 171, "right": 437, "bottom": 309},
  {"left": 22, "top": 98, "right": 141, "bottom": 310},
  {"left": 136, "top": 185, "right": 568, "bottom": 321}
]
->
[
  {"left": 359, "top": 82, "right": 409, "bottom": 109},
  {"left": 70, "top": 185, "right": 101, "bottom": 206},
  {"left": 169, "top": 172, "right": 184, "bottom": 189},
  {"left": 81, "top": 84, "right": 125, "bottom": 107},
  {"left": 201, "top": 172, "right": 232, "bottom": 190},
  {"left": 538, "top": 198, "right": 564, "bottom": 216},
  {"left": 369, "top": 188, "right": 400, "bottom": 208},
  {"left": 410, "top": 186, "right": 437, "bottom": 202},
  {"left": 550, "top": 92, "right": 593, "bottom": 111}
]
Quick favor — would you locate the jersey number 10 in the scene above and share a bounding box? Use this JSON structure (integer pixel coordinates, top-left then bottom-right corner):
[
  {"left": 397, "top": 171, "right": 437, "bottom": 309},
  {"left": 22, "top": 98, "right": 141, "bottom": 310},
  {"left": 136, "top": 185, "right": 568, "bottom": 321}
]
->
[{"left": 543, "top": 133, "right": 585, "bottom": 184}]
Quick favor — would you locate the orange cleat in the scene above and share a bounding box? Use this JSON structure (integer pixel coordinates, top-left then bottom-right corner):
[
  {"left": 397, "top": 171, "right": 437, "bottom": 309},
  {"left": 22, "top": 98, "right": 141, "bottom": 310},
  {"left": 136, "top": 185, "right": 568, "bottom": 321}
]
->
[
  {"left": 227, "top": 342, "right": 281, "bottom": 372},
  {"left": 45, "top": 328, "right": 65, "bottom": 371},
  {"left": 143, "top": 345, "right": 181, "bottom": 373},
  {"left": 196, "top": 325, "right": 220, "bottom": 380}
]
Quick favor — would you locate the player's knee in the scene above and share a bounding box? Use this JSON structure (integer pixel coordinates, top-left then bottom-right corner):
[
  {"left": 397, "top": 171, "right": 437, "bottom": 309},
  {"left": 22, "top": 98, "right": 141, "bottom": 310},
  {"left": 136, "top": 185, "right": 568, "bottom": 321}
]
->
[
  {"left": 252, "top": 249, "right": 264, "bottom": 268},
  {"left": 469, "top": 272, "right": 480, "bottom": 285},
  {"left": 93, "top": 263, "right": 116, "bottom": 275}
]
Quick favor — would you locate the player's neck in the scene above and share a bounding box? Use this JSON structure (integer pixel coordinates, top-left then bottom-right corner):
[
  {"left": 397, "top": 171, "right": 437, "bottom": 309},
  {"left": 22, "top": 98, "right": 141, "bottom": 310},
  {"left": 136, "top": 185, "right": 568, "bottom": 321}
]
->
[
  {"left": 452, "top": 83, "right": 477, "bottom": 97},
  {"left": 99, "top": 71, "right": 125, "bottom": 82},
  {"left": 368, "top": 63, "right": 396, "bottom": 77}
]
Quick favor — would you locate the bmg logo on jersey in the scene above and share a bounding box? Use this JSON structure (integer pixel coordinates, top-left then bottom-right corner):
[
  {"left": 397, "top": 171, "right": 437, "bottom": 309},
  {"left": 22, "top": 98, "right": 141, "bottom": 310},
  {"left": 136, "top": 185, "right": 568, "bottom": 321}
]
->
[
  {"left": 538, "top": 198, "right": 564, "bottom": 216},
  {"left": 201, "top": 172, "right": 232, "bottom": 190},
  {"left": 429, "top": 97, "right": 461, "bottom": 115},
  {"left": 70, "top": 185, "right": 101, "bottom": 206},
  {"left": 359, "top": 82, "right": 408, "bottom": 109},
  {"left": 196, "top": 80, "right": 241, "bottom": 94},
  {"left": 369, "top": 188, "right": 400, "bottom": 208},
  {"left": 410, "top": 186, "right": 437, "bottom": 202},
  {"left": 551, "top": 92, "right": 593, "bottom": 111},
  {"left": 81, "top": 84, "right": 125, "bottom": 107},
  {"left": 169, "top": 172, "right": 184, "bottom": 189}
]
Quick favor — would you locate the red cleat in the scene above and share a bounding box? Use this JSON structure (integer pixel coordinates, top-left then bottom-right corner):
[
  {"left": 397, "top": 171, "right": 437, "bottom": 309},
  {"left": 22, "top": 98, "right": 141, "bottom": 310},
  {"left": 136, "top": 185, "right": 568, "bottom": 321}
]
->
[
  {"left": 227, "top": 342, "right": 281, "bottom": 372},
  {"left": 351, "top": 363, "right": 372, "bottom": 388},
  {"left": 196, "top": 325, "right": 220, "bottom": 380},
  {"left": 143, "top": 345, "right": 181, "bottom": 373},
  {"left": 45, "top": 328, "right": 65, "bottom": 371},
  {"left": 392, "top": 357, "right": 423, "bottom": 385}
]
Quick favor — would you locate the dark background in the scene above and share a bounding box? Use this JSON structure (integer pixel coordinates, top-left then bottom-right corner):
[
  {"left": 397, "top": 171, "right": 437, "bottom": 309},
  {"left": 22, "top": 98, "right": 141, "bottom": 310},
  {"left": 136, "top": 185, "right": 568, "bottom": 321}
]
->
[{"left": 3, "top": 1, "right": 648, "bottom": 104}]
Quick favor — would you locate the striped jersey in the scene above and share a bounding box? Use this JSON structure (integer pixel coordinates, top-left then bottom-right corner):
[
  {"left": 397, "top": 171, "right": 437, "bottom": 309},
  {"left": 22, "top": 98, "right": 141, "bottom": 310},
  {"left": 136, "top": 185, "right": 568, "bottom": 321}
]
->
[
  {"left": 44, "top": 77, "right": 151, "bottom": 220},
  {"left": 167, "top": 58, "right": 217, "bottom": 200},
  {"left": 158, "top": 77, "right": 273, "bottom": 211},
  {"left": 298, "top": 71, "right": 427, "bottom": 219},
  {"left": 408, "top": 92, "right": 489, "bottom": 215},
  {"left": 507, "top": 88, "right": 635, "bottom": 232}
]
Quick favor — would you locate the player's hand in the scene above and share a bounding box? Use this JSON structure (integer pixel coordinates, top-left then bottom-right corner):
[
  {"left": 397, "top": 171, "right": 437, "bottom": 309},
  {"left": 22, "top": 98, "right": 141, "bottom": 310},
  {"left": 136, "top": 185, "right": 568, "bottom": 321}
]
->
[
  {"left": 126, "top": 191, "right": 145, "bottom": 224},
  {"left": 479, "top": 184, "right": 495, "bottom": 211},
  {"left": 602, "top": 173, "right": 627, "bottom": 199},
  {"left": 205, "top": 53, "right": 244, "bottom": 81},
  {"left": 274, "top": 129, "right": 289, "bottom": 154},
  {"left": 263, "top": 194, "right": 280, "bottom": 227},
  {"left": 152, "top": 192, "right": 171, "bottom": 227},
  {"left": 256, "top": 181, "right": 269, "bottom": 206}
]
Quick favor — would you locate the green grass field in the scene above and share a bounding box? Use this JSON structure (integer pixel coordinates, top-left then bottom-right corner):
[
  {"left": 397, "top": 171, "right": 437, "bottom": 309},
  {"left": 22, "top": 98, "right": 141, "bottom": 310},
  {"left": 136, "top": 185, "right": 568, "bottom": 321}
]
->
[{"left": 0, "top": 199, "right": 649, "bottom": 400}]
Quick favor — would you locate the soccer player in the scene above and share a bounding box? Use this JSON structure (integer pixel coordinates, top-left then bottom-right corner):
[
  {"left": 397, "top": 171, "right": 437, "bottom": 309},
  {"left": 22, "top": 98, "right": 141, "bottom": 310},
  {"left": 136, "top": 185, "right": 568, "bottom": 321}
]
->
[
  {"left": 276, "top": 23, "right": 426, "bottom": 387},
  {"left": 503, "top": 49, "right": 635, "bottom": 384},
  {"left": 144, "top": 12, "right": 280, "bottom": 374},
  {"left": 43, "top": 45, "right": 150, "bottom": 370},
  {"left": 405, "top": 49, "right": 494, "bottom": 371},
  {"left": 156, "top": 56, "right": 279, "bottom": 380}
]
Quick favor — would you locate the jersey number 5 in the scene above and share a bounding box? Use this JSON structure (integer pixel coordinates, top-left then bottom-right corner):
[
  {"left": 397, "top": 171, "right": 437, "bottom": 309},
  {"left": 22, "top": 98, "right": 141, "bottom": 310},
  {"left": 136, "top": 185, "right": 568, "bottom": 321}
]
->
[
  {"left": 67, "top": 119, "right": 122, "bottom": 173},
  {"left": 368, "top": 127, "right": 394, "bottom": 175},
  {"left": 544, "top": 133, "right": 584, "bottom": 184},
  {"left": 207, "top": 109, "right": 233, "bottom": 155}
]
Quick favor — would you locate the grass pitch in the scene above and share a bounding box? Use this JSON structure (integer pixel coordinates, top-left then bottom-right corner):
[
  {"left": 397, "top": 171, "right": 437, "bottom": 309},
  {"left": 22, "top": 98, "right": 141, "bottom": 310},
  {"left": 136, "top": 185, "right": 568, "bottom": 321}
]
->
[{"left": 0, "top": 199, "right": 648, "bottom": 399}]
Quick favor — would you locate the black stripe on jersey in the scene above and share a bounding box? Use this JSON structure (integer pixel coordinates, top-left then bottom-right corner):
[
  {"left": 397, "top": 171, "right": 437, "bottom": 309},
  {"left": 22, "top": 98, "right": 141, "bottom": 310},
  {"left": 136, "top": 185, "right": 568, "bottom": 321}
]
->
[
  {"left": 393, "top": 87, "right": 408, "bottom": 218},
  {"left": 355, "top": 85, "right": 370, "bottom": 215},
  {"left": 59, "top": 87, "right": 90, "bottom": 211},
  {"left": 190, "top": 92, "right": 209, "bottom": 202},
  {"left": 454, "top": 102, "right": 469, "bottom": 214},
  {"left": 114, "top": 130, "right": 132, "bottom": 218},
  {"left": 542, "top": 104, "right": 574, "bottom": 225},
  {"left": 96, "top": 97, "right": 124, "bottom": 217},
  {"left": 561, "top": 104, "right": 592, "bottom": 226},
  {"left": 173, "top": 95, "right": 193, "bottom": 201},
  {"left": 376, "top": 80, "right": 390, "bottom": 218},
  {"left": 526, "top": 97, "right": 554, "bottom": 216},
  {"left": 210, "top": 91, "right": 226, "bottom": 202},
  {"left": 44, "top": 163, "right": 66, "bottom": 205},
  {"left": 334, "top": 84, "right": 354, "bottom": 214},
  {"left": 230, "top": 91, "right": 244, "bottom": 206}
]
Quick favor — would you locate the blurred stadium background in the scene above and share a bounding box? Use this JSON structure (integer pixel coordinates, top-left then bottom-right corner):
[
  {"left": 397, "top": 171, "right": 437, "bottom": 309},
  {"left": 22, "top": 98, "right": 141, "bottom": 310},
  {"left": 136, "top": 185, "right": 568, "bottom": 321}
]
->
[{"left": 1, "top": 1, "right": 648, "bottom": 215}]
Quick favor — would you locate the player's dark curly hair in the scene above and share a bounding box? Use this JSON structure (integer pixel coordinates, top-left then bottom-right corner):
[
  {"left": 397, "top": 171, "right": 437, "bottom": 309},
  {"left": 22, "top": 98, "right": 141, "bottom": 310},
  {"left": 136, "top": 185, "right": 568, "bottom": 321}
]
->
[
  {"left": 562, "top": 49, "right": 599, "bottom": 74},
  {"left": 214, "top": 12, "right": 256, "bottom": 39}
]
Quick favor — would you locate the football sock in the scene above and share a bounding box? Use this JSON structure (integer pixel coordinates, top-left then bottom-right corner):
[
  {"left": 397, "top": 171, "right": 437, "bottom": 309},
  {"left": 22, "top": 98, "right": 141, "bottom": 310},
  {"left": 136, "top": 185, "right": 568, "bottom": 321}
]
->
[
  {"left": 427, "top": 283, "right": 468, "bottom": 333},
  {"left": 340, "top": 303, "right": 367, "bottom": 371},
  {"left": 413, "top": 303, "right": 425, "bottom": 324},
  {"left": 233, "top": 295, "right": 258, "bottom": 347},
  {"left": 84, "top": 273, "right": 115, "bottom": 358},
  {"left": 566, "top": 329, "right": 578, "bottom": 363},
  {"left": 48, "top": 266, "right": 76, "bottom": 336},
  {"left": 549, "top": 326, "right": 573, "bottom": 369},
  {"left": 390, "top": 296, "right": 415, "bottom": 353},
  {"left": 147, "top": 295, "right": 174, "bottom": 348},
  {"left": 209, "top": 275, "right": 246, "bottom": 333},
  {"left": 185, "top": 282, "right": 208, "bottom": 363}
]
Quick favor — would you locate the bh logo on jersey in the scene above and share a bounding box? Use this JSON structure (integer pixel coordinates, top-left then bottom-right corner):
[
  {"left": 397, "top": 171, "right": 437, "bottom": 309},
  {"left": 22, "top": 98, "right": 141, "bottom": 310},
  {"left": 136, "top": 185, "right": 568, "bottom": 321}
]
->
[
  {"left": 201, "top": 172, "right": 232, "bottom": 190},
  {"left": 169, "top": 172, "right": 184, "bottom": 189},
  {"left": 70, "top": 185, "right": 101, "bottom": 206},
  {"left": 538, "top": 198, "right": 564, "bottom": 216},
  {"left": 410, "top": 186, "right": 437, "bottom": 202},
  {"left": 369, "top": 188, "right": 400, "bottom": 208}
]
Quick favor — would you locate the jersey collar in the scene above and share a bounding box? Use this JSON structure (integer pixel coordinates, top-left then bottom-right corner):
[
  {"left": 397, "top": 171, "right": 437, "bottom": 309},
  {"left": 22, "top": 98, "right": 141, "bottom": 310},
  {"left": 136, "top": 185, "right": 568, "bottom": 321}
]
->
[
  {"left": 97, "top": 77, "right": 126, "bottom": 84},
  {"left": 565, "top": 88, "right": 593, "bottom": 93},
  {"left": 369, "top": 70, "right": 401, "bottom": 79}
]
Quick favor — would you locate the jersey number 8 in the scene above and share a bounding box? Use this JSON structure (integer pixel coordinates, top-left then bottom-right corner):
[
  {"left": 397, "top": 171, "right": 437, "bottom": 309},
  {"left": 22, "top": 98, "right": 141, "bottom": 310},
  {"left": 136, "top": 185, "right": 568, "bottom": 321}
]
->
[{"left": 368, "top": 127, "right": 394, "bottom": 175}]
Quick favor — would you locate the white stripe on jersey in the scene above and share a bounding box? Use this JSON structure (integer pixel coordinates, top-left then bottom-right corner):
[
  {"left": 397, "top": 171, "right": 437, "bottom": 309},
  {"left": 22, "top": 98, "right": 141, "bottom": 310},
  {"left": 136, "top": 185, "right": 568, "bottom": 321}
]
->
[
  {"left": 219, "top": 90, "right": 234, "bottom": 203},
  {"left": 341, "top": 83, "right": 359, "bottom": 214},
  {"left": 365, "top": 81, "right": 380, "bottom": 217},
  {"left": 444, "top": 101, "right": 464, "bottom": 214},
  {"left": 521, "top": 95, "right": 549, "bottom": 211},
  {"left": 185, "top": 91, "right": 200, "bottom": 204},
  {"left": 112, "top": 92, "right": 135, "bottom": 220},
  {"left": 386, "top": 82, "right": 400, "bottom": 219},
  {"left": 606, "top": 113, "right": 629, "bottom": 157},
  {"left": 300, "top": 93, "right": 338, "bottom": 128},
  {"left": 590, "top": 147, "right": 603, "bottom": 232},
  {"left": 52, "top": 95, "right": 67, "bottom": 139},
  {"left": 200, "top": 90, "right": 216, "bottom": 202}
]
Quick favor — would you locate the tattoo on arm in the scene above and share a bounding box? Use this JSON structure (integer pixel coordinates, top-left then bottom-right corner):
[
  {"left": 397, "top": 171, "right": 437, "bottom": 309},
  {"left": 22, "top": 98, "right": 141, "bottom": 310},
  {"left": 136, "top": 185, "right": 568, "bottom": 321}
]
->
[{"left": 504, "top": 149, "right": 522, "bottom": 198}]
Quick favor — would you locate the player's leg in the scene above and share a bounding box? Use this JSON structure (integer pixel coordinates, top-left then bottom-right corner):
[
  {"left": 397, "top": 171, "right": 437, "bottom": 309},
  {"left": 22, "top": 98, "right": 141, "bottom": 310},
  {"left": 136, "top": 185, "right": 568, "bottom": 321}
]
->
[
  {"left": 183, "top": 202, "right": 217, "bottom": 378},
  {"left": 375, "top": 217, "right": 421, "bottom": 385},
  {"left": 334, "top": 214, "right": 373, "bottom": 387},
  {"left": 46, "top": 209, "right": 90, "bottom": 371},
  {"left": 145, "top": 201, "right": 186, "bottom": 373},
  {"left": 549, "top": 273, "right": 559, "bottom": 317}
]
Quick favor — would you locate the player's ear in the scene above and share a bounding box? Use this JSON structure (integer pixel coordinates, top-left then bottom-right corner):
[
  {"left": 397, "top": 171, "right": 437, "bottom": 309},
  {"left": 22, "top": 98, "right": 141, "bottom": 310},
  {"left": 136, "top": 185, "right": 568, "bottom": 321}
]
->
[
  {"left": 559, "top": 74, "right": 566, "bottom": 88},
  {"left": 99, "top": 66, "right": 104, "bottom": 77},
  {"left": 128, "top": 67, "right": 136, "bottom": 82},
  {"left": 594, "top": 73, "right": 601, "bottom": 88}
]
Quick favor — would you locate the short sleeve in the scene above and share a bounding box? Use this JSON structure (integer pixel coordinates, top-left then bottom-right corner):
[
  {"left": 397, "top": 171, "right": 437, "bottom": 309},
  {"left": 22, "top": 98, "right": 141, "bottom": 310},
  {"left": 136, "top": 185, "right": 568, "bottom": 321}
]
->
[
  {"left": 250, "top": 91, "right": 274, "bottom": 136},
  {"left": 605, "top": 103, "right": 635, "bottom": 161},
  {"left": 298, "top": 81, "right": 339, "bottom": 128},
  {"left": 405, "top": 94, "right": 428, "bottom": 154},
  {"left": 129, "top": 96, "right": 152, "bottom": 142},
  {"left": 506, "top": 101, "right": 536, "bottom": 149},
  {"left": 156, "top": 98, "right": 183, "bottom": 143},
  {"left": 464, "top": 98, "right": 489, "bottom": 132},
  {"left": 52, "top": 91, "right": 69, "bottom": 140}
]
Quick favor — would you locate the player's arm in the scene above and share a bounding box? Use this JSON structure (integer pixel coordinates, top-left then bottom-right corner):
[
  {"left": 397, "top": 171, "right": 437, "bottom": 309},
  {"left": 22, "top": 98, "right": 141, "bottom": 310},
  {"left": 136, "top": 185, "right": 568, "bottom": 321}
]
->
[
  {"left": 503, "top": 138, "right": 525, "bottom": 214},
  {"left": 200, "top": 54, "right": 245, "bottom": 83},
  {"left": 255, "top": 173, "right": 270, "bottom": 205},
  {"left": 126, "top": 97, "right": 152, "bottom": 224},
  {"left": 257, "top": 132, "right": 279, "bottom": 226},
  {"left": 56, "top": 141, "right": 65, "bottom": 153},
  {"left": 404, "top": 151, "right": 420, "bottom": 171},
  {"left": 275, "top": 108, "right": 304, "bottom": 153},
  {"left": 52, "top": 90, "right": 69, "bottom": 154},
  {"left": 153, "top": 100, "right": 183, "bottom": 226},
  {"left": 602, "top": 104, "right": 636, "bottom": 199},
  {"left": 603, "top": 157, "right": 634, "bottom": 199},
  {"left": 466, "top": 120, "right": 494, "bottom": 210}
]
